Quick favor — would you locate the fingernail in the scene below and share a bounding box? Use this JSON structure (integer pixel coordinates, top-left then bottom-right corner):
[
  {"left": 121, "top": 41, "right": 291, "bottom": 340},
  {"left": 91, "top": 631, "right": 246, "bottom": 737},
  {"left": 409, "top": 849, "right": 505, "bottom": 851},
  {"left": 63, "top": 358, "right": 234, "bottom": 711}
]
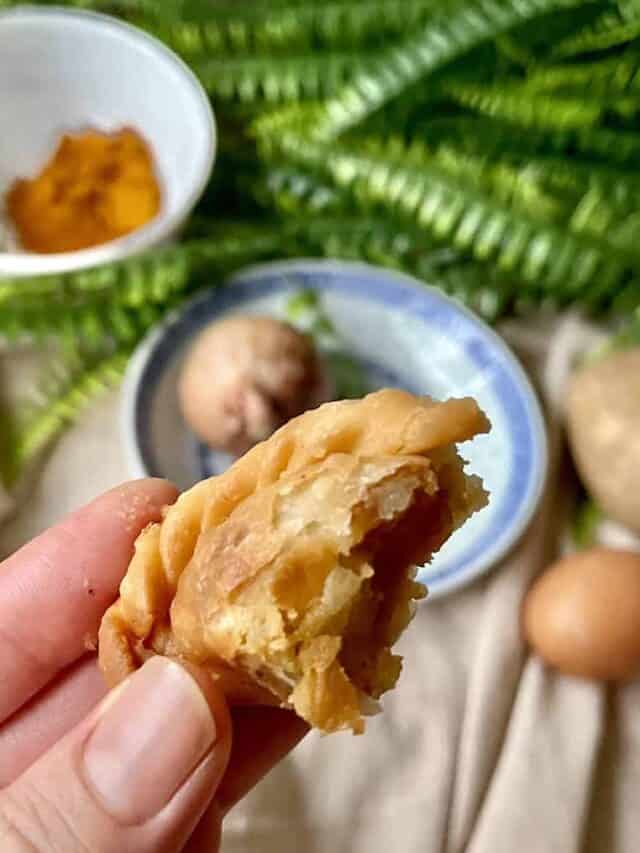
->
[{"left": 83, "top": 657, "right": 216, "bottom": 825}]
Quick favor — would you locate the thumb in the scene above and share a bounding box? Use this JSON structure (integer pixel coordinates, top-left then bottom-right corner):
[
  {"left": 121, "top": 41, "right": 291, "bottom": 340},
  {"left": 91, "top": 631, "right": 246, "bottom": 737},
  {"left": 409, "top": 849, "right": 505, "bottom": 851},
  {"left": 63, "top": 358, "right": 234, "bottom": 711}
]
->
[{"left": 0, "top": 657, "right": 232, "bottom": 853}]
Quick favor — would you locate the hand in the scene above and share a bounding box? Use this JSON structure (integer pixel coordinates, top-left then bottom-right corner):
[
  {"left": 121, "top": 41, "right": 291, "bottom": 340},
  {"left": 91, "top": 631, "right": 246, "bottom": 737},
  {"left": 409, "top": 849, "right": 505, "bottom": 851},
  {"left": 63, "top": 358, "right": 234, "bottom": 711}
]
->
[{"left": 0, "top": 479, "right": 307, "bottom": 852}]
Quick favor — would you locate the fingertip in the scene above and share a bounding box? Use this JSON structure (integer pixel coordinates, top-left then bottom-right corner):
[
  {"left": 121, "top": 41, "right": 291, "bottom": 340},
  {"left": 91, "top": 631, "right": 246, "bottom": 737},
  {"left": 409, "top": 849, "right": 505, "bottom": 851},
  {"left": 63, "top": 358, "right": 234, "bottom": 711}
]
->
[
  {"left": 106, "top": 478, "right": 180, "bottom": 518},
  {"left": 78, "top": 479, "right": 179, "bottom": 543}
]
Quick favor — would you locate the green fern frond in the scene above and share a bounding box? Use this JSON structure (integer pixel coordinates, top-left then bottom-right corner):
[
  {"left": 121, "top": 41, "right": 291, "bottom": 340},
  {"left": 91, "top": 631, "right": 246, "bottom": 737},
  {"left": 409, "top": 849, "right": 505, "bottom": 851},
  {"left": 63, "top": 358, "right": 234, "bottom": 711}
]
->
[
  {"left": 445, "top": 80, "right": 604, "bottom": 131},
  {"left": 492, "top": 4, "right": 604, "bottom": 69},
  {"left": 526, "top": 51, "right": 640, "bottom": 95},
  {"left": 339, "top": 134, "right": 573, "bottom": 222},
  {"left": 353, "top": 133, "right": 640, "bottom": 258},
  {"left": 0, "top": 245, "right": 189, "bottom": 306},
  {"left": 396, "top": 243, "right": 526, "bottom": 320},
  {"left": 420, "top": 114, "right": 640, "bottom": 169},
  {"left": 256, "top": 166, "right": 346, "bottom": 215},
  {"left": 310, "top": 0, "right": 592, "bottom": 140},
  {"left": 569, "top": 185, "right": 640, "bottom": 250},
  {"left": 1, "top": 298, "right": 183, "bottom": 350},
  {"left": 424, "top": 129, "right": 640, "bottom": 222},
  {"left": 290, "top": 214, "right": 521, "bottom": 321},
  {"left": 0, "top": 229, "right": 286, "bottom": 347},
  {"left": 447, "top": 75, "right": 640, "bottom": 126},
  {"left": 0, "top": 232, "right": 281, "bottom": 316},
  {"left": 552, "top": 7, "right": 640, "bottom": 58},
  {"left": 265, "top": 127, "right": 640, "bottom": 234},
  {"left": 195, "top": 51, "right": 370, "bottom": 102},
  {"left": 4, "top": 348, "right": 130, "bottom": 487},
  {"left": 146, "top": 0, "right": 438, "bottom": 57},
  {"left": 432, "top": 145, "right": 573, "bottom": 222},
  {"left": 509, "top": 154, "right": 640, "bottom": 216},
  {"left": 278, "top": 136, "right": 640, "bottom": 311},
  {"left": 494, "top": 33, "right": 538, "bottom": 68},
  {"left": 252, "top": 103, "right": 329, "bottom": 165}
]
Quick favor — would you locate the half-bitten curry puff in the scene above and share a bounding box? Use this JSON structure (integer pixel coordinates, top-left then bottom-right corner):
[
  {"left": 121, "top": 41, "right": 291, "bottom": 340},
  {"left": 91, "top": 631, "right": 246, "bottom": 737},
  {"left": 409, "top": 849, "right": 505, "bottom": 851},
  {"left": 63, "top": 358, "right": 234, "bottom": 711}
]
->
[{"left": 99, "top": 389, "right": 490, "bottom": 733}]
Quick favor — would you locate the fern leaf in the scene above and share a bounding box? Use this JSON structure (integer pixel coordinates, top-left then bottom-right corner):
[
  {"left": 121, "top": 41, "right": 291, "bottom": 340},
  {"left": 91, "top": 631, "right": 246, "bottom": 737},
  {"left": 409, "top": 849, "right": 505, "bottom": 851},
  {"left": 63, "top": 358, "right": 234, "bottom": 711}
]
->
[
  {"left": 252, "top": 102, "right": 325, "bottom": 155},
  {"left": 445, "top": 80, "right": 604, "bottom": 131},
  {"left": 0, "top": 232, "right": 281, "bottom": 321},
  {"left": 256, "top": 166, "right": 346, "bottom": 215},
  {"left": 433, "top": 146, "right": 573, "bottom": 222},
  {"left": 419, "top": 115, "right": 640, "bottom": 170},
  {"left": 346, "top": 133, "right": 640, "bottom": 239},
  {"left": 494, "top": 33, "right": 538, "bottom": 68},
  {"left": 337, "top": 135, "right": 573, "bottom": 222},
  {"left": 146, "top": 0, "right": 438, "bottom": 57},
  {"left": 276, "top": 135, "right": 640, "bottom": 311},
  {"left": 309, "top": 0, "right": 593, "bottom": 140},
  {"left": 291, "top": 214, "right": 521, "bottom": 321},
  {"left": 526, "top": 51, "right": 640, "bottom": 95},
  {"left": 195, "top": 52, "right": 369, "bottom": 102},
  {"left": 552, "top": 7, "right": 640, "bottom": 58},
  {"left": 5, "top": 348, "right": 130, "bottom": 487},
  {"left": 491, "top": 3, "right": 603, "bottom": 69},
  {"left": 570, "top": 185, "right": 640, "bottom": 251}
]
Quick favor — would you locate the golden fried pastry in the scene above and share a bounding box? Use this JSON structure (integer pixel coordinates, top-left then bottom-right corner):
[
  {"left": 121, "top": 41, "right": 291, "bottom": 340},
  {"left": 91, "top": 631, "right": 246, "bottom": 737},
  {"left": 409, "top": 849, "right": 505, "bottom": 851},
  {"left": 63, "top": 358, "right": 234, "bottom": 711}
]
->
[{"left": 99, "top": 390, "right": 489, "bottom": 733}]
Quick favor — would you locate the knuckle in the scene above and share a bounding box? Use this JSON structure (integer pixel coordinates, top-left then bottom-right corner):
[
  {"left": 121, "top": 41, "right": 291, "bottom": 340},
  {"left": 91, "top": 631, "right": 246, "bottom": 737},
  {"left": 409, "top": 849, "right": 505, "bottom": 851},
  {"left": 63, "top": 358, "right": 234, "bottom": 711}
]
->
[
  {"left": 0, "top": 793, "right": 40, "bottom": 853},
  {"left": 0, "top": 784, "right": 94, "bottom": 853}
]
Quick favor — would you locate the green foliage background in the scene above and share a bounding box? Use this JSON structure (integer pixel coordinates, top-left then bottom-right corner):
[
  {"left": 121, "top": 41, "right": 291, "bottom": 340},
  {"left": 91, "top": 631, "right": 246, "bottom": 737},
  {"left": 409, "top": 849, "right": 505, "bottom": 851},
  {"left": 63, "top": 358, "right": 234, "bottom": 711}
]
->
[{"left": 3, "top": 0, "right": 640, "bottom": 484}]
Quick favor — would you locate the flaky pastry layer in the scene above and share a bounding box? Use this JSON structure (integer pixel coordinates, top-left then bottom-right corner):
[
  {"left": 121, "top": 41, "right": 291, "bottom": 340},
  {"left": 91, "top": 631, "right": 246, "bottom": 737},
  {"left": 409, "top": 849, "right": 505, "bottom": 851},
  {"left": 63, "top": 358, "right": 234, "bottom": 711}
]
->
[{"left": 99, "top": 390, "right": 489, "bottom": 733}]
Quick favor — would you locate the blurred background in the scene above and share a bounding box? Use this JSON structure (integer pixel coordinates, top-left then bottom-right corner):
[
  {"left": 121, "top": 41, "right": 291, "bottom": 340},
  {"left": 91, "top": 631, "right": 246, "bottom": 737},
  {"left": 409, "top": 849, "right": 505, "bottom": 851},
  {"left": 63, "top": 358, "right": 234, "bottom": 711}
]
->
[{"left": 3, "top": 1, "right": 640, "bottom": 851}]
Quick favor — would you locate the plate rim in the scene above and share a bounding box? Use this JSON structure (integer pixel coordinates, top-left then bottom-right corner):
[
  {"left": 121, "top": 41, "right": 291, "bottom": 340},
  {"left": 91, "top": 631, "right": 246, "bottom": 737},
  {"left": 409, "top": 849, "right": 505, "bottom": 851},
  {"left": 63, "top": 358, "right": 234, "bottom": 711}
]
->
[{"left": 121, "top": 258, "right": 548, "bottom": 599}]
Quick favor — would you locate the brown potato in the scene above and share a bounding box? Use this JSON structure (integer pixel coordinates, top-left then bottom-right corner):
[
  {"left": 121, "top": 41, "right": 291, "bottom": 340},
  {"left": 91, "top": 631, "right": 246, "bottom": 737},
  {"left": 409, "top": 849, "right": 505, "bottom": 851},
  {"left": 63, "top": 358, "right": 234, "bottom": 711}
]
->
[
  {"left": 178, "top": 315, "right": 332, "bottom": 455},
  {"left": 567, "top": 348, "right": 640, "bottom": 533}
]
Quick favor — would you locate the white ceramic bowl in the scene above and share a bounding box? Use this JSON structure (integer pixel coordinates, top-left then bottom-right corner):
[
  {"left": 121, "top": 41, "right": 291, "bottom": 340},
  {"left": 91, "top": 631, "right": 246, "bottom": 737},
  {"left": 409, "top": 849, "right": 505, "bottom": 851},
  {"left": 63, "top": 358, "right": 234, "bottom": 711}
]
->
[{"left": 0, "top": 7, "right": 215, "bottom": 277}]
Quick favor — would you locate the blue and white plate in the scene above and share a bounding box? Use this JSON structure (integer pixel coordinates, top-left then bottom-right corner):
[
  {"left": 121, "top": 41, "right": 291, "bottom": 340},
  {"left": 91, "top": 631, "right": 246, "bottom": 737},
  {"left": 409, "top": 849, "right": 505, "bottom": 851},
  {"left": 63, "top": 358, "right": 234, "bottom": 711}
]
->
[{"left": 121, "top": 259, "right": 547, "bottom": 598}]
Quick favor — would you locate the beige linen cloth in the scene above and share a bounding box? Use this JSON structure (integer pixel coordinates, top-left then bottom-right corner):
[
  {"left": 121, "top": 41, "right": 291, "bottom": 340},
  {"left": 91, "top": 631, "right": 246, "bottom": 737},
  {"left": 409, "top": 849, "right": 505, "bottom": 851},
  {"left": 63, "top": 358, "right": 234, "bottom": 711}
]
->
[{"left": 2, "top": 314, "right": 639, "bottom": 853}]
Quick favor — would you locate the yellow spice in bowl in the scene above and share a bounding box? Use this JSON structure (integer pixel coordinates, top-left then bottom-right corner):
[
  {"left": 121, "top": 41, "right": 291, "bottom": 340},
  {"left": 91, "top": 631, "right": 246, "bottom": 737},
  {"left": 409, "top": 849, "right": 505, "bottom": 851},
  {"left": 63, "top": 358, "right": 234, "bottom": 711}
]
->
[{"left": 6, "top": 128, "right": 161, "bottom": 254}]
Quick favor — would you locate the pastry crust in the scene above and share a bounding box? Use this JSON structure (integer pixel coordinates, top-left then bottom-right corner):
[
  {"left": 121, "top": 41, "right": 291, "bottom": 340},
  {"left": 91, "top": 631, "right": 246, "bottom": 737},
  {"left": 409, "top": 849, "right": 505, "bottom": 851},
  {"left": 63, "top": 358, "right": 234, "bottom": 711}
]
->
[{"left": 99, "top": 389, "right": 489, "bottom": 733}]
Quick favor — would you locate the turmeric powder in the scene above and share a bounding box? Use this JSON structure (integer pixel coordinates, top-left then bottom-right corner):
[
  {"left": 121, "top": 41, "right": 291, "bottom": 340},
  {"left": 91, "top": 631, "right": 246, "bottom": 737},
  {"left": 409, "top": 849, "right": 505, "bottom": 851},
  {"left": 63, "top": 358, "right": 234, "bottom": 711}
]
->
[{"left": 7, "top": 128, "right": 161, "bottom": 254}]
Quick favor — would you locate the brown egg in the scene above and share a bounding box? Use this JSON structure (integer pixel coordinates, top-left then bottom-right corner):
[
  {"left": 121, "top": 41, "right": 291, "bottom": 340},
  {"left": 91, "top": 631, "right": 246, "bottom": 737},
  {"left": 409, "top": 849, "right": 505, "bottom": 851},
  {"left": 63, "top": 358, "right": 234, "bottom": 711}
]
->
[{"left": 523, "top": 548, "right": 640, "bottom": 682}]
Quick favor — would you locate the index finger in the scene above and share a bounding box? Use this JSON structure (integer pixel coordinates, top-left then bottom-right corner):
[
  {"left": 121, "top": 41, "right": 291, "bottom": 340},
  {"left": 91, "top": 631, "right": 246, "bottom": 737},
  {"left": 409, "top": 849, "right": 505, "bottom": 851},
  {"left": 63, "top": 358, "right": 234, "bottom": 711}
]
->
[
  {"left": 184, "top": 708, "right": 308, "bottom": 852},
  {"left": 217, "top": 706, "right": 309, "bottom": 814},
  {"left": 0, "top": 478, "right": 177, "bottom": 724}
]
